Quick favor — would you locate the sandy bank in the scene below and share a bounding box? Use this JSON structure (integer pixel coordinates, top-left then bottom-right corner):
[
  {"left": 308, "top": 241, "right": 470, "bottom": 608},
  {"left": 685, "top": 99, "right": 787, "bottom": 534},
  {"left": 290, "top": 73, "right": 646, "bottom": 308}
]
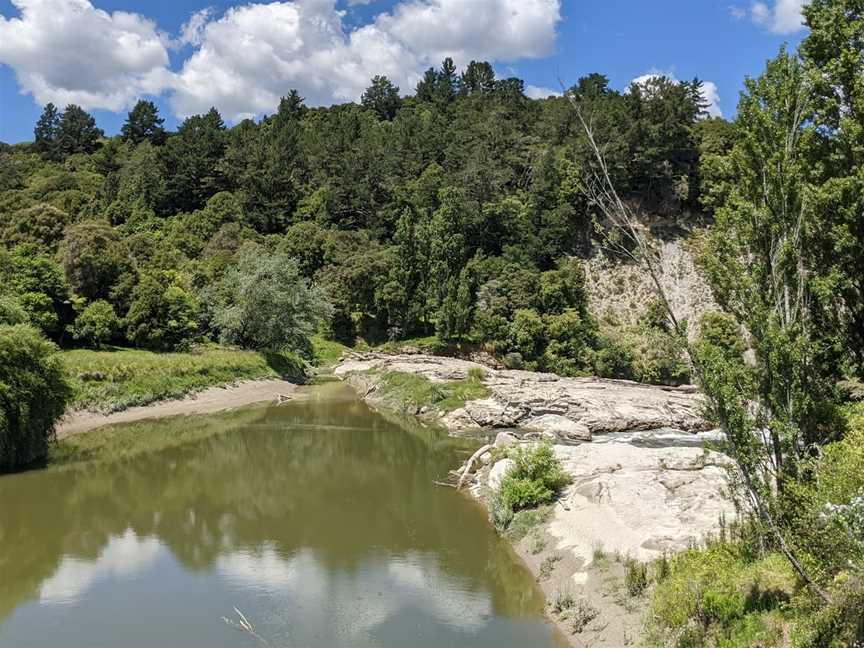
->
[{"left": 56, "top": 379, "right": 298, "bottom": 438}]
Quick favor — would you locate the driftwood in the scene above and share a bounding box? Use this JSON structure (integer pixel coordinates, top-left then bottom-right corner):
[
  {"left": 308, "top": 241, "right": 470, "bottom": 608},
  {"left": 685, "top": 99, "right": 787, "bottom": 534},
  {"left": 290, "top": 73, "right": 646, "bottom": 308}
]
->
[
  {"left": 456, "top": 444, "right": 493, "bottom": 490},
  {"left": 275, "top": 393, "right": 292, "bottom": 403}
]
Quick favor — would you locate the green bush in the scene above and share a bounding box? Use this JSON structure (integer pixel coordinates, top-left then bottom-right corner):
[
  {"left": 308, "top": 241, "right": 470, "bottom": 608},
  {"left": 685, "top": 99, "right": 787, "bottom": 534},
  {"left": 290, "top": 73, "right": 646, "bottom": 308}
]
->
[
  {"left": 125, "top": 270, "right": 199, "bottom": 351},
  {"left": 0, "top": 294, "right": 29, "bottom": 325},
  {"left": 494, "top": 443, "right": 570, "bottom": 529},
  {"left": 72, "top": 300, "right": 118, "bottom": 348},
  {"left": 0, "top": 324, "right": 70, "bottom": 472}
]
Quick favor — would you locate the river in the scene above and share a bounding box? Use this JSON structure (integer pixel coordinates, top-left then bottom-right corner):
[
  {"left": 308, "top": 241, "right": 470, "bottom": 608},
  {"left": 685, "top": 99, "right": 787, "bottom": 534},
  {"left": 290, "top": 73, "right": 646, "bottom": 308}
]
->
[{"left": 0, "top": 382, "right": 566, "bottom": 648}]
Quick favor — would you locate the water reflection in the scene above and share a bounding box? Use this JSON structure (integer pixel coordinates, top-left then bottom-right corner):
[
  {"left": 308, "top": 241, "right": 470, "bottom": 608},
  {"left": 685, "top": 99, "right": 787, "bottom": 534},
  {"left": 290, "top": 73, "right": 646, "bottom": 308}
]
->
[{"left": 0, "top": 384, "right": 562, "bottom": 647}]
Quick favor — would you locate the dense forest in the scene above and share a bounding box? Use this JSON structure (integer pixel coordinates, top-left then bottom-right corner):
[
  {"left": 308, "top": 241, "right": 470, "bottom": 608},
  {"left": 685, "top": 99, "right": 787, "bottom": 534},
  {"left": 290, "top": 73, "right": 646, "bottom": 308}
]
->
[
  {"left": 0, "top": 56, "right": 719, "bottom": 380},
  {"left": 0, "top": 0, "right": 862, "bottom": 643}
]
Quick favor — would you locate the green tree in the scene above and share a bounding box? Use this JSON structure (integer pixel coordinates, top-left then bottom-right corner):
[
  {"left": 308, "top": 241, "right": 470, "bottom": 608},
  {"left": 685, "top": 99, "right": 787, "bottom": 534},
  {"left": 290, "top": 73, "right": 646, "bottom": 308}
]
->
[
  {"left": 125, "top": 271, "right": 199, "bottom": 350},
  {"left": 72, "top": 300, "right": 118, "bottom": 349},
  {"left": 160, "top": 108, "right": 227, "bottom": 213},
  {"left": 59, "top": 221, "right": 132, "bottom": 303},
  {"left": 0, "top": 294, "right": 29, "bottom": 326},
  {"left": 0, "top": 324, "right": 70, "bottom": 472},
  {"left": 223, "top": 95, "right": 304, "bottom": 232},
  {"left": 33, "top": 103, "right": 60, "bottom": 160},
  {"left": 120, "top": 100, "right": 166, "bottom": 145},
  {"left": 210, "top": 244, "right": 331, "bottom": 355},
  {"left": 459, "top": 61, "right": 496, "bottom": 96},
  {"left": 361, "top": 76, "right": 402, "bottom": 121},
  {"left": 55, "top": 105, "right": 103, "bottom": 157},
  {"left": 1, "top": 203, "right": 71, "bottom": 251},
  {"left": 0, "top": 245, "right": 70, "bottom": 339},
  {"left": 436, "top": 267, "right": 473, "bottom": 341},
  {"left": 800, "top": 0, "right": 864, "bottom": 375}
]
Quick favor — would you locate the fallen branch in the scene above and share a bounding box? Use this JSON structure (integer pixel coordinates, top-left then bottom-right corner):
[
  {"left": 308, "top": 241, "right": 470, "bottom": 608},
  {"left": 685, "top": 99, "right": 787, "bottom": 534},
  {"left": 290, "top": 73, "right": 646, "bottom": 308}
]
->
[{"left": 457, "top": 443, "right": 493, "bottom": 490}]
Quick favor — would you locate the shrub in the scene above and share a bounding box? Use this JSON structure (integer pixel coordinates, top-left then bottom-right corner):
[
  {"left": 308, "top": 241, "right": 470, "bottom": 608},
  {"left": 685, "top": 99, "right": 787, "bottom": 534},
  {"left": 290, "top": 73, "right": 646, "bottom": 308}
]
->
[
  {"left": 72, "top": 300, "right": 118, "bottom": 348},
  {"left": 502, "top": 352, "right": 524, "bottom": 369},
  {"left": 624, "top": 557, "right": 649, "bottom": 596},
  {"left": 0, "top": 294, "right": 29, "bottom": 325},
  {"left": 494, "top": 443, "right": 571, "bottom": 529},
  {"left": 0, "top": 324, "right": 70, "bottom": 471},
  {"left": 125, "top": 271, "right": 199, "bottom": 351}
]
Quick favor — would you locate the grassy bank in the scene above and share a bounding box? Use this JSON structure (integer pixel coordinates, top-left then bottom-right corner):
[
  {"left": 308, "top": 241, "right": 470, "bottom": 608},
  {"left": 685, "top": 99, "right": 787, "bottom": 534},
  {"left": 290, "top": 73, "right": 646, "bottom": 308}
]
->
[
  {"left": 61, "top": 346, "right": 300, "bottom": 414},
  {"left": 370, "top": 368, "right": 491, "bottom": 414}
]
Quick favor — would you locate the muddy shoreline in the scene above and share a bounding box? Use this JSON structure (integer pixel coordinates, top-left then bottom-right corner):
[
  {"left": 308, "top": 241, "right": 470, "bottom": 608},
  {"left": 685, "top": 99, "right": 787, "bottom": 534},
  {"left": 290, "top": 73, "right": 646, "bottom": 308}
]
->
[{"left": 56, "top": 378, "right": 297, "bottom": 438}]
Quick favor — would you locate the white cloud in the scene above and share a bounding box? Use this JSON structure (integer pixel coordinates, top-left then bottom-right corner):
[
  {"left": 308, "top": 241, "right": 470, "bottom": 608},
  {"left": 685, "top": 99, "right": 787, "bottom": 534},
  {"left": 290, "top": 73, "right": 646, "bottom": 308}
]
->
[
  {"left": 525, "top": 84, "right": 562, "bottom": 99},
  {"left": 173, "top": 7, "right": 214, "bottom": 48},
  {"left": 750, "top": 0, "right": 809, "bottom": 34},
  {"left": 0, "top": 0, "right": 561, "bottom": 121},
  {"left": 0, "top": 0, "right": 173, "bottom": 111},
  {"left": 171, "top": 0, "right": 562, "bottom": 120},
  {"left": 699, "top": 81, "right": 723, "bottom": 118},
  {"left": 630, "top": 71, "right": 723, "bottom": 118}
]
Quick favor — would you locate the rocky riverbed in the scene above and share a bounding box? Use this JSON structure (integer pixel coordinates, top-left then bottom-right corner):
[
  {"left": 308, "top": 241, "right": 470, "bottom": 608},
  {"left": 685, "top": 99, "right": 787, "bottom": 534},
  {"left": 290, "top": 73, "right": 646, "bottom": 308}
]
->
[{"left": 334, "top": 352, "right": 735, "bottom": 646}]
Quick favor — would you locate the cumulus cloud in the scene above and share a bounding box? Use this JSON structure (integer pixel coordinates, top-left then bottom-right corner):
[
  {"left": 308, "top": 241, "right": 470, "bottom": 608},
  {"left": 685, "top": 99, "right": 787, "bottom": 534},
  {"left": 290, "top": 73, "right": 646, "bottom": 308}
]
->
[
  {"left": 0, "top": 0, "right": 561, "bottom": 120},
  {"left": 0, "top": 0, "right": 173, "bottom": 111},
  {"left": 750, "top": 0, "right": 809, "bottom": 34},
  {"left": 525, "top": 84, "right": 562, "bottom": 99},
  {"left": 173, "top": 7, "right": 215, "bottom": 48},
  {"left": 630, "top": 70, "right": 723, "bottom": 118},
  {"left": 171, "top": 0, "right": 562, "bottom": 120}
]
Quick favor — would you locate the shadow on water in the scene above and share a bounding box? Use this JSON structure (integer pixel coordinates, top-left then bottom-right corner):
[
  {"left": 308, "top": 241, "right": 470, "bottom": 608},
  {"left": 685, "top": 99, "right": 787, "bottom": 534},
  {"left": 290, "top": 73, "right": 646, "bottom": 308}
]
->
[{"left": 0, "top": 382, "right": 565, "bottom": 647}]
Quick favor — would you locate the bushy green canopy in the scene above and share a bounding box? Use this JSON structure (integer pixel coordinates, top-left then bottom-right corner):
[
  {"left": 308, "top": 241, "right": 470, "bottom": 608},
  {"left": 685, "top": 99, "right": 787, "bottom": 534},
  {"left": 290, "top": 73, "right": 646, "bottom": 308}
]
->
[{"left": 0, "top": 324, "right": 70, "bottom": 472}]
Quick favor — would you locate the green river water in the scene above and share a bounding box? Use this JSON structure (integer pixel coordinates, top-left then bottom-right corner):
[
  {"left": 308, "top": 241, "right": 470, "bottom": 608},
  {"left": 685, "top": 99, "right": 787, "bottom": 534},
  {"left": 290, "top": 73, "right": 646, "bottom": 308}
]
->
[{"left": 0, "top": 382, "right": 566, "bottom": 648}]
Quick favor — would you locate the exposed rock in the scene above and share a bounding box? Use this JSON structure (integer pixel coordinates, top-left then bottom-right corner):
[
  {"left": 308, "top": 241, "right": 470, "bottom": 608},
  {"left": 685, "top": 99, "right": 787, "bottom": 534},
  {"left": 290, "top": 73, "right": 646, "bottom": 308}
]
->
[
  {"left": 336, "top": 351, "right": 733, "bottom": 579},
  {"left": 493, "top": 431, "right": 519, "bottom": 448},
  {"left": 521, "top": 414, "right": 591, "bottom": 441},
  {"left": 547, "top": 443, "right": 734, "bottom": 568},
  {"left": 335, "top": 352, "right": 710, "bottom": 440},
  {"left": 584, "top": 235, "right": 717, "bottom": 342},
  {"left": 488, "top": 458, "right": 515, "bottom": 492}
]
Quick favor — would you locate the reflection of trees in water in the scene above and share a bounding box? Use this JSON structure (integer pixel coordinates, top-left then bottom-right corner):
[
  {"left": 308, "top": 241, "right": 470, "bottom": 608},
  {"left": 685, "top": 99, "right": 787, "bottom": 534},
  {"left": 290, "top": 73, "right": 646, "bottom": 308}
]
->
[{"left": 0, "top": 394, "right": 541, "bottom": 623}]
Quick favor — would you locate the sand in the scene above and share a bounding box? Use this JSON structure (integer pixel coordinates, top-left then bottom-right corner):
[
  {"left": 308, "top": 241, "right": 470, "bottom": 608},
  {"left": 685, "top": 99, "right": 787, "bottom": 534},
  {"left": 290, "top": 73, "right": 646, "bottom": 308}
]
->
[{"left": 56, "top": 379, "right": 297, "bottom": 438}]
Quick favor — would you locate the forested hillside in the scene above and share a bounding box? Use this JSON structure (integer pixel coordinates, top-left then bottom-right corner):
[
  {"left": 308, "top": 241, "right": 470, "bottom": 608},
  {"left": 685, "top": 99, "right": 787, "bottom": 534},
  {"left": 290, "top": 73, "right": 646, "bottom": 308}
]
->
[
  {"left": 0, "top": 0, "right": 862, "bottom": 644},
  {"left": 0, "top": 60, "right": 723, "bottom": 381}
]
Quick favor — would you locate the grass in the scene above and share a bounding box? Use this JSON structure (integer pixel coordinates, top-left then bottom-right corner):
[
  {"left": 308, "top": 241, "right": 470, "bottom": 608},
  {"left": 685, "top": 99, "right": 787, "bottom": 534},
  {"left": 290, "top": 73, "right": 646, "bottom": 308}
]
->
[
  {"left": 539, "top": 553, "right": 562, "bottom": 580},
  {"left": 61, "top": 345, "right": 297, "bottom": 414},
  {"left": 505, "top": 504, "right": 554, "bottom": 540},
  {"left": 645, "top": 544, "right": 797, "bottom": 648},
  {"left": 311, "top": 335, "right": 350, "bottom": 367},
  {"left": 373, "top": 368, "right": 490, "bottom": 414}
]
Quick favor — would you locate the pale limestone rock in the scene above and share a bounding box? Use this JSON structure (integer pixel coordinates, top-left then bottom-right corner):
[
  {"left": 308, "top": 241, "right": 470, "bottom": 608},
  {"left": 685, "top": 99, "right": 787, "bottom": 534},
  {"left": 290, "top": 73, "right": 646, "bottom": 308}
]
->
[
  {"left": 521, "top": 414, "right": 591, "bottom": 441},
  {"left": 488, "top": 458, "right": 515, "bottom": 492},
  {"left": 335, "top": 353, "right": 709, "bottom": 439},
  {"left": 547, "top": 443, "right": 733, "bottom": 569},
  {"left": 493, "top": 431, "right": 519, "bottom": 448}
]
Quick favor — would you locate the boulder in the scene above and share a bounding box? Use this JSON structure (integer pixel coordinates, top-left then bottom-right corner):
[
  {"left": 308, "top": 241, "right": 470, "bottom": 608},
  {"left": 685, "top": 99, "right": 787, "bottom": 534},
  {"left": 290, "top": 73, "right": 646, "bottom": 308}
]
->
[
  {"left": 488, "top": 458, "right": 515, "bottom": 492},
  {"left": 493, "top": 431, "right": 519, "bottom": 448},
  {"left": 521, "top": 414, "right": 591, "bottom": 441}
]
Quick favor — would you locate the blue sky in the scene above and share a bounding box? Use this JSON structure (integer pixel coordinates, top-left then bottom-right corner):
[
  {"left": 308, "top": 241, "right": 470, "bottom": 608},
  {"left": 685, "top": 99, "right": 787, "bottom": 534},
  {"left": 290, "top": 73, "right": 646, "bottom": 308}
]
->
[{"left": 0, "top": 0, "right": 808, "bottom": 143}]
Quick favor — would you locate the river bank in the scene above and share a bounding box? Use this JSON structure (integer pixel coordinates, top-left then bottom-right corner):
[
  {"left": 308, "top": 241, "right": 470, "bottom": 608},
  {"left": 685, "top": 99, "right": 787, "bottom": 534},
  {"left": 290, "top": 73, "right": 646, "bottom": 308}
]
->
[
  {"left": 334, "top": 351, "right": 735, "bottom": 646},
  {"left": 56, "top": 378, "right": 298, "bottom": 438}
]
